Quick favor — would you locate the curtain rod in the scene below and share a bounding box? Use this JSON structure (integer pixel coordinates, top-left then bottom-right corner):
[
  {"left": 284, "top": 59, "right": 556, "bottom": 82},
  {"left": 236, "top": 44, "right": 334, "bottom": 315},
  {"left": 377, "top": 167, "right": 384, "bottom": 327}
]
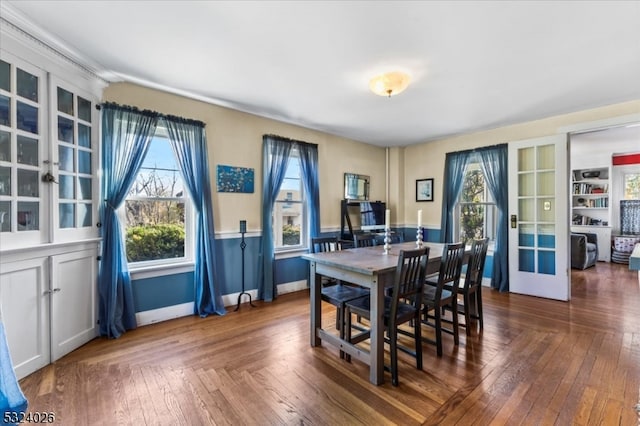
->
[
  {"left": 447, "top": 142, "right": 507, "bottom": 156},
  {"left": 263, "top": 134, "right": 318, "bottom": 148},
  {"left": 99, "top": 102, "right": 206, "bottom": 128}
]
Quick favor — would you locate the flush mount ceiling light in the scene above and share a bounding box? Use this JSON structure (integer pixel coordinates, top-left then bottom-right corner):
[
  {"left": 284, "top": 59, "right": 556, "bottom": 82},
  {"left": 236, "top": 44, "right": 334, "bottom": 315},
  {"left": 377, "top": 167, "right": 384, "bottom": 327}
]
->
[{"left": 369, "top": 71, "right": 411, "bottom": 97}]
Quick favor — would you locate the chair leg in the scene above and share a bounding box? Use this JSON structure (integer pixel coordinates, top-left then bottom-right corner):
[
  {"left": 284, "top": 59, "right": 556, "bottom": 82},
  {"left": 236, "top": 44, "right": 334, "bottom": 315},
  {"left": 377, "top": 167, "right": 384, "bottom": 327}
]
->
[
  {"left": 451, "top": 301, "right": 459, "bottom": 345},
  {"left": 338, "top": 305, "right": 345, "bottom": 359},
  {"left": 435, "top": 309, "right": 443, "bottom": 357},
  {"left": 477, "top": 288, "right": 484, "bottom": 330},
  {"left": 344, "top": 307, "right": 351, "bottom": 363},
  {"left": 335, "top": 306, "right": 340, "bottom": 330},
  {"left": 390, "top": 327, "right": 398, "bottom": 386},
  {"left": 463, "top": 293, "right": 472, "bottom": 336},
  {"left": 414, "top": 314, "right": 422, "bottom": 371}
]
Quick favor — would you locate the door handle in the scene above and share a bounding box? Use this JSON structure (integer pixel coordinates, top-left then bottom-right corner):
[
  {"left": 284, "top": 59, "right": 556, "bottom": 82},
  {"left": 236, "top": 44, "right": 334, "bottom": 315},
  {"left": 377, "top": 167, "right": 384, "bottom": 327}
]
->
[{"left": 511, "top": 214, "right": 517, "bottom": 229}]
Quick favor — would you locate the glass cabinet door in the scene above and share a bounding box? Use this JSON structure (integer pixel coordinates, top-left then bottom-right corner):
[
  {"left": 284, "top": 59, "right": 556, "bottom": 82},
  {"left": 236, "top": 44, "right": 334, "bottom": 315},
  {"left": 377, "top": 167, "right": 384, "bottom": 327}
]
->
[
  {"left": 0, "top": 52, "right": 100, "bottom": 249},
  {"left": 0, "top": 55, "right": 47, "bottom": 247},
  {"left": 51, "top": 78, "right": 99, "bottom": 241}
]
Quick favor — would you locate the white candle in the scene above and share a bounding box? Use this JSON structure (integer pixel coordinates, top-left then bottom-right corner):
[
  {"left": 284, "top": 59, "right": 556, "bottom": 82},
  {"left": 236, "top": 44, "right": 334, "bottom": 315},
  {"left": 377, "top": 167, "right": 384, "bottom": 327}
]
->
[
  {"left": 417, "top": 209, "right": 422, "bottom": 228},
  {"left": 385, "top": 209, "right": 390, "bottom": 230}
]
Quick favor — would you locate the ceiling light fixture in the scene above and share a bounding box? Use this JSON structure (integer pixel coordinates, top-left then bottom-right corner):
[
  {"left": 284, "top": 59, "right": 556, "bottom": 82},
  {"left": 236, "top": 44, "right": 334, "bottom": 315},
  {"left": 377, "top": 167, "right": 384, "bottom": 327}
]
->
[{"left": 369, "top": 71, "right": 411, "bottom": 97}]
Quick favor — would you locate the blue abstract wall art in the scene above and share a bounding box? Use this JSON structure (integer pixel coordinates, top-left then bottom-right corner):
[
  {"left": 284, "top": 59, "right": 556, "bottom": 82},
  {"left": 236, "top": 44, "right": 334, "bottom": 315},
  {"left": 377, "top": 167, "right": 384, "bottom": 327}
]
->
[{"left": 216, "top": 165, "right": 254, "bottom": 193}]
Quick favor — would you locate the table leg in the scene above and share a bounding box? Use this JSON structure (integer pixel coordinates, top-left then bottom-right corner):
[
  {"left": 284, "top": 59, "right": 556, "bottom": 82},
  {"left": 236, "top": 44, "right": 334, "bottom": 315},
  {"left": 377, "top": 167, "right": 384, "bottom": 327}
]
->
[
  {"left": 369, "top": 275, "right": 384, "bottom": 385},
  {"left": 310, "top": 261, "right": 321, "bottom": 347}
]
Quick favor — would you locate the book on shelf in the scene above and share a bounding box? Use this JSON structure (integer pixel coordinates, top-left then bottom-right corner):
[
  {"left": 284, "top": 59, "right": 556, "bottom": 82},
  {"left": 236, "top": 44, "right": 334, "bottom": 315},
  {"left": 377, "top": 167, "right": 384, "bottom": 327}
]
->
[
  {"left": 572, "top": 213, "right": 608, "bottom": 226},
  {"left": 572, "top": 182, "right": 609, "bottom": 195}
]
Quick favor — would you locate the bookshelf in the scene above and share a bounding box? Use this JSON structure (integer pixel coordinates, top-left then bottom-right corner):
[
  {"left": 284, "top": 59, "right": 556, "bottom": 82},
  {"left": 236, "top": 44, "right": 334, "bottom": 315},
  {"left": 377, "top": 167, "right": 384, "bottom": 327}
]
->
[{"left": 571, "top": 166, "right": 611, "bottom": 261}]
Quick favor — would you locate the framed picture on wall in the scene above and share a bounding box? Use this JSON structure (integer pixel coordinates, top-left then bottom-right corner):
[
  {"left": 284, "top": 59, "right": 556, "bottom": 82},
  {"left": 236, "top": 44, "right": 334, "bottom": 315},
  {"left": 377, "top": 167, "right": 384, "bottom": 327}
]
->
[{"left": 416, "top": 178, "right": 434, "bottom": 202}]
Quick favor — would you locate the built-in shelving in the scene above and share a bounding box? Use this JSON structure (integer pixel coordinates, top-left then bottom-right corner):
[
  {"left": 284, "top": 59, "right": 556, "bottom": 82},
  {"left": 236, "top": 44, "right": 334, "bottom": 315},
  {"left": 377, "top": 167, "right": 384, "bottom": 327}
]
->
[
  {"left": 570, "top": 166, "right": 611, "bottom": 262},
  {"left": 571, "top": 167, "right": 610, "bottom": 226}
]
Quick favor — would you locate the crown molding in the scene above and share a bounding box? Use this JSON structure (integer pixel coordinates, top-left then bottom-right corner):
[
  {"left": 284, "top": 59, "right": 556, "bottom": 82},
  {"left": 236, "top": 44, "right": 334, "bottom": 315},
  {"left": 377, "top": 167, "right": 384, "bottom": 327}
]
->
[{"left": 0, "top": 1, "right": 117, "bottom": 84}]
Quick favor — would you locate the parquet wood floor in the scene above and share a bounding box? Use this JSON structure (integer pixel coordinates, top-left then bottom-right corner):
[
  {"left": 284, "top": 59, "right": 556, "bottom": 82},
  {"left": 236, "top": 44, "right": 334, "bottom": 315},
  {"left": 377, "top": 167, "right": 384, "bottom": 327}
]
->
[{"left": 19, "top": 262, "right": 640, "bottom": 425}]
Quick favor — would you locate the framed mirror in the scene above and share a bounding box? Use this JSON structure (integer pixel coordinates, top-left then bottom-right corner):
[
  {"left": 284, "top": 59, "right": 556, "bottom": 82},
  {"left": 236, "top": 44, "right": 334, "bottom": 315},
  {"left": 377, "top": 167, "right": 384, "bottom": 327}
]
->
[{"left": 344, "top": 173, "right": 369, "bottom": 201}]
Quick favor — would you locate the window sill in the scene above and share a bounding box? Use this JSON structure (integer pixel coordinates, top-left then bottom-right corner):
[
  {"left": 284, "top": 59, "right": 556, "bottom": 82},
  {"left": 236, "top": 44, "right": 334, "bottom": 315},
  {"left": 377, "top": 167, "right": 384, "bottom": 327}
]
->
[
  {"left": 275, "top": 247, "right": 309, "bottom": 260},
  {"left": 129, "top": 261, "right": 195, "bottom": 280}
]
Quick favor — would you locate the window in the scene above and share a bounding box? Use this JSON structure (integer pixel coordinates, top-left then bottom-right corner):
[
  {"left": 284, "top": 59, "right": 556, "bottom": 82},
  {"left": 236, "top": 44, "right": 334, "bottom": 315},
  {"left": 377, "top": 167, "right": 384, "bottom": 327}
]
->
[
  {"left": 455, "top": 162, "right": 497, "bottom": 245},
  {"left": 274, "top": 149, "right": 305, "bottom": 250},
  {"left": 623, "top": 173, "right": 640, "bottom": 199},
  {"left": 121, "top": 134, "right": 192, "bottom": 265}
]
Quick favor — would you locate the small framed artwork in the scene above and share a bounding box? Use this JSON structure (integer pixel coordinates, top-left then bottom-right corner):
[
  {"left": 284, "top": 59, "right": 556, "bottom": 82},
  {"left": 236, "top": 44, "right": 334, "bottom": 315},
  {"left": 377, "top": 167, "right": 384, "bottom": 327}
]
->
[
  {"left": 416, "top": 178, "right": 434, "bottom": 202},
  {"left": 216, "top": 165, "right": 255, "bottom": 193}
]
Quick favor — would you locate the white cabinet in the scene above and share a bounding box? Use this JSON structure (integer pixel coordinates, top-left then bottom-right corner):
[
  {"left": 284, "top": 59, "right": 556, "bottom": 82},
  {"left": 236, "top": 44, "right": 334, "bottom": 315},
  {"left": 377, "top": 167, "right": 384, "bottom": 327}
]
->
[
  {"left": 0, "top": 21, "right": 104, "bottom": 379},
  {"left": 0, "top": 244, "right": 99, "bottom": 379},
  {"left": 0, "top": 256, "right": 50, "bottom": 379},
  {"left": 50, "top": 247, "right": 99, "bottom": 361}
]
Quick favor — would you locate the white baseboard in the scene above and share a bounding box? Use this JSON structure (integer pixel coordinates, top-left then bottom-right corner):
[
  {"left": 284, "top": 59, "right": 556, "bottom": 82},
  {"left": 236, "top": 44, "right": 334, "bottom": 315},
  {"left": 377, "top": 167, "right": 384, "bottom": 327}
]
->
[
  {"left": 135, "top": 302, "right": 194, "bottom": 327},
  {"left": 276, "top": 279, "right": 308, "bottom": 295},
  {"left": 135, "top": 280, "right": 309, "bottom": 326}
]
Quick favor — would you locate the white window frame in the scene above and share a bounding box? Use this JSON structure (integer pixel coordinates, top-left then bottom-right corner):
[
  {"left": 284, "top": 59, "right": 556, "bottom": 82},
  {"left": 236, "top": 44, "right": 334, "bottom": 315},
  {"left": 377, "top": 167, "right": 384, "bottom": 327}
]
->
[
  {"left": 118, "top": 127, "right": 194, "bottom": 270},
  {"left": 454, "top": 162, "right": 497, "bottom": 245},
  {"left": 623, "top": 172, "right": 640, "bottom": 200},
  {"left": 273, "top": 148, "right": 307, "bottom": 252}
]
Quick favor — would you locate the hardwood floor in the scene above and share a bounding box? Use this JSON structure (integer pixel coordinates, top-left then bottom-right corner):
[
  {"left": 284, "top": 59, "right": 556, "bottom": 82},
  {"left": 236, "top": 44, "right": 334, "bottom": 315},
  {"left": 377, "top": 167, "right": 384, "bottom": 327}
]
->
[{"left": 19, "top": 262, "right": 640, "bottom": 425}]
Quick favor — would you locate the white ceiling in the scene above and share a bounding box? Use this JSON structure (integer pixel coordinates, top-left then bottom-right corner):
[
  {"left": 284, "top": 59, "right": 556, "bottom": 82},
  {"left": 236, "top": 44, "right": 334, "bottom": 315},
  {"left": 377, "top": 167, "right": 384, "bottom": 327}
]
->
[{"left": 3, "top": 1, "right": 640, "bottom": 147}]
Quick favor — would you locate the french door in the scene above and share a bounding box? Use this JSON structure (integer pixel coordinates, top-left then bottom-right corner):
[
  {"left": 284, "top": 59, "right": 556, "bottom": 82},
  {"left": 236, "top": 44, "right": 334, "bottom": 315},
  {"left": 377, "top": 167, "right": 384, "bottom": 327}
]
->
[{"left": 508, "top": 135, "right": 570, "bottom": 300}]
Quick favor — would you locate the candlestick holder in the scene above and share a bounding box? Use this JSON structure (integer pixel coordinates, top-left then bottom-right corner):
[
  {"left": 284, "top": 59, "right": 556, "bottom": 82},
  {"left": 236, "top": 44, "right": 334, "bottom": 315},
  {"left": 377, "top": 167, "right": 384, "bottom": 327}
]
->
[
  {"left": 416, "top": 226, "right": 423, "bottom": 248},
  {"left": 383, "top": 227, "right": 391, "bottom": 254},
  {"left": 235, "top": 220, "right": 255, "bottom": 311}
]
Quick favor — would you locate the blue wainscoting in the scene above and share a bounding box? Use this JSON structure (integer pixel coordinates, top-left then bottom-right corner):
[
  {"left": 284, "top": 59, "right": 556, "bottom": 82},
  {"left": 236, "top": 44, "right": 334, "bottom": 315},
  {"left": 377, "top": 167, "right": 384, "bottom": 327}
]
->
[
  {"left": 131, "top": 227, "right": 495, "bottom": 314},
  {"left": 132, "top": 272, "right": 195, "bottom": 313}
]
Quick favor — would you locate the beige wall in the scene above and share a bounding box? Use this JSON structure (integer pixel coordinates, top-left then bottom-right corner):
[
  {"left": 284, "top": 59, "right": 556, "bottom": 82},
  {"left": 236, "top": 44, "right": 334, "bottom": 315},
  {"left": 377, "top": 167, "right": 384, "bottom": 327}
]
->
[
  {"left": 103, "top": 82, "right": 387, "bottom": 234},
  {"left": 104, "top": 82, "right": 638, "bottom": 234},
  {"left": 403, "top": 101, "right": 640, "bottom": 229}
]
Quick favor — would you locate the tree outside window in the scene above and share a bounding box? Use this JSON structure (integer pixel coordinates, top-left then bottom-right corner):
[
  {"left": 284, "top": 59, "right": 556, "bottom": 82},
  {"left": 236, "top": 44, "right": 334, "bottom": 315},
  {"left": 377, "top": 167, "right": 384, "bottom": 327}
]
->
[
  {"left": 624, "top": 173, "right": 640, "bottom": 199},
  {"left": 273, "top": 150, "right": 305, "bottom": 249},
  {"left": 122, "top": 135, "right": 192, "bottom": 264},
  {"left": 456, "top": 163, "right": 496, "bottom": 245}
]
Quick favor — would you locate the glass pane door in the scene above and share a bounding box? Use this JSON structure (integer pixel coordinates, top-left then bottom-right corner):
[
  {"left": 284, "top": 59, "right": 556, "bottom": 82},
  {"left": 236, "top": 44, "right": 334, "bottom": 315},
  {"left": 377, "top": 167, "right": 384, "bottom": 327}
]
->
[
  {"left": 509, "top": 135, "right": 569, "bottom": 301},
  {"left": 51, "top": 78, "right": 99, "bottom": 241},
  {"left": 0, "top": 54, "right": 47, "bottom": 247}
]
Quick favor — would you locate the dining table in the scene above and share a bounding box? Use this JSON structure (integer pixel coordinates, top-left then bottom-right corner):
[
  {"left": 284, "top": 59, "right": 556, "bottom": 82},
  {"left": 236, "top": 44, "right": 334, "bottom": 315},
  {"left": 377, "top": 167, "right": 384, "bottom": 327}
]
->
[{"left": 301, "top": 240, "right": 451, "bottom": 385}]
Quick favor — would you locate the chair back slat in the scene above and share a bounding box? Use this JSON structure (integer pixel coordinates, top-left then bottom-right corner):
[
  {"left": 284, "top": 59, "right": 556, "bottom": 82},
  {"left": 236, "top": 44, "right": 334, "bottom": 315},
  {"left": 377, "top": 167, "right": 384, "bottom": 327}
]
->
[
  {"left": 353, "top": 233, "right": 377, "bottom": 248},
  {"left": 435, "top": 242, "right": 465, "bottom": 298},
  {"left": 390, "top": 247, "right": 429, "bottom": 321},
  {"left": 464, "top": 238, "right": 489, "bottom": 291},
  {"left": 311, "top": 236, "right": 339, "bottom": 253}
]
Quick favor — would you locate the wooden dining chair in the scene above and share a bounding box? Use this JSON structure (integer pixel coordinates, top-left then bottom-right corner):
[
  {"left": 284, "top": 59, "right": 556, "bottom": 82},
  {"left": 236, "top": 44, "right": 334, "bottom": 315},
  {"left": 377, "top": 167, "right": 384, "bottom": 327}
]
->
[
  {"left": 451, "top": 238, "right": 489, "bottom": 335},
  {"left": 310, "top": 236, "right": 369, "bottom": 359},
  {"left": 421, "top": 242, "right": 465, "bottom": 356},
  {"left": 344, "top": 247, "right": 429, "bottom": 386},
  {"left": 353, "top": 233, "right": 377, "bottom": 248}
]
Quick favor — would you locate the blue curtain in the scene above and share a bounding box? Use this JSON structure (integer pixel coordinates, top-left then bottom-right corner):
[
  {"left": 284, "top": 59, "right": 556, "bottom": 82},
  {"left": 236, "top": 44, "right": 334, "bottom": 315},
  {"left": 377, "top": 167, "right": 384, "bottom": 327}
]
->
[
  {"left": 259, "top": 135, "right": 293, "bottom": 301},
  {"left": 99, "top": 103, "right": 158, "bottom": 338},
  {"left": 164, "top": 117, "right": 226, "bottom": 316},
  {"left": 258, "top": 137, "right": 319, "bottom": 301},
  {"left": 620, "top": 200, "right": 640, "bottom": 235},
  {"left": 1, "top": 310, "right": 28, "bottom": 425},
  {"left": 440, "top": 150, "right": 472, "bottom": 242},
  {"left": 478, "top": 144, "right": 509, "bottom": 292},
  {"left": 298, "top": 142, "right": 320, "bottom": 239}
]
